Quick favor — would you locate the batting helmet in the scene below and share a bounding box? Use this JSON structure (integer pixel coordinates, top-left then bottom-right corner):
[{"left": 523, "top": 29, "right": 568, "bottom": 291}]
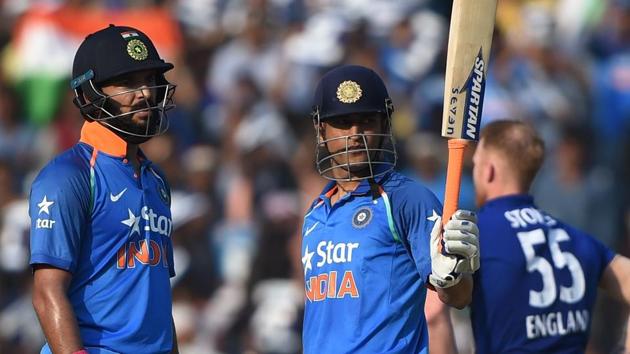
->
[
  {"left": 311, "top": 65, "right": 397, "bottom": 181},
  {"left": 70, "top": 24, "right": 176, "bottom": 142}
]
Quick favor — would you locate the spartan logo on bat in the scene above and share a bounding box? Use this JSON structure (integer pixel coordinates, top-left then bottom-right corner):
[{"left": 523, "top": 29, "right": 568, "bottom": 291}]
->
[
  {"left": 447, "top": 90, "right": 459, "bottom": 136},
  {"left": 447, "top": 48, "right": 486, "bottom": 141}
]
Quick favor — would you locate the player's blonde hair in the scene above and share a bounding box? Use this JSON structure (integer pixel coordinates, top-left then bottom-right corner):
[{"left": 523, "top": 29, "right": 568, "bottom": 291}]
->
[{"left": 480, "top": 120, "right": 545, "bottom": 190}]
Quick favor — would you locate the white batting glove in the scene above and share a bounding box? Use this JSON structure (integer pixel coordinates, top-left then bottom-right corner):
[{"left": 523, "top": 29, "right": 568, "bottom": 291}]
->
[{"left": 429, "top": 210, "right": 480, "bottom": 289}]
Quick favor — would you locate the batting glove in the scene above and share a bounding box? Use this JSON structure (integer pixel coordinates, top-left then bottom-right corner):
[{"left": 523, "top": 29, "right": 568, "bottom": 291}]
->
[{"left": 429, "top": 210, "right": 480, "bottom": 289}]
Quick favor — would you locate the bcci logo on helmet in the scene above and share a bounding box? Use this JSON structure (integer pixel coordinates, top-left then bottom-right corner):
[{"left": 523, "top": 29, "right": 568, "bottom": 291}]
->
[
  {"left": 336, "top": 80, "right": 362, "bottom": 104},
  {"left": 127, "top": 39, "right": 148, "bottom": 61}
]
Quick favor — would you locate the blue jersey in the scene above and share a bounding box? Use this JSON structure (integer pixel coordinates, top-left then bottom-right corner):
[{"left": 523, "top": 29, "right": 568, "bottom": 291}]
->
[
  {"left": 29, "top": 122, "right": 175, "bottom": 354},
  {"left": 471, "top": 195, "right": 615, "bottom": 354},
  {"left": 301, "top": 171, "right": 442, "bottom": 354}
]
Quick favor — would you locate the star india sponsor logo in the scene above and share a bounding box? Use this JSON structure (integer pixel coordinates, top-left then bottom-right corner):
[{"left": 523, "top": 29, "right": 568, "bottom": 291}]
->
[
  {"left": 117, "top": 238, "right": 171, "bottom": 270},
  {"left": 117, "top": 206, "right": 172, "bottom": 270},
  {"left": 35, "top": 196, "right": 56, "bottom": 229},
  {"left": 302, "top": 240, "right": 360, "bottom": 302},
  {"left": 121, "top": 206, "right": 172, "bottom": 237}
]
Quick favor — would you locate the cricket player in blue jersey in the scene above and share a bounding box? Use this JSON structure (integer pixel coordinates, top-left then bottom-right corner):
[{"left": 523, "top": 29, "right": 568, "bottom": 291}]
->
[
  {"left": 29, "top": 25, "right": 178, "bottom": 354},
  {"left": 301, "top": 64, "right": 481, "bottom": 353},
  {"left": 471, "top": 120, "right": 630, "bottom": 353}
]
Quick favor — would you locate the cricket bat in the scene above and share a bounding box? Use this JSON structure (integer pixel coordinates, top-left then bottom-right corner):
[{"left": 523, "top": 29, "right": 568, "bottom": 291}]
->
[{"left": 441, "top": 0, "right": 498, "bottom": 224}]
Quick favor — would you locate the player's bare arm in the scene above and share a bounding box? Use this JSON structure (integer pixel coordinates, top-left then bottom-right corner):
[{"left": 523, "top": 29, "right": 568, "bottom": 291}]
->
[
  {"left": 600, "top": 255, "right": 630, "bottom": 304},
  {"left": 32, "top": 265, "right": 83, "bottom": 353},
  {"left": 426, "top": 289, "right": 457, "bottom": 354},
  {"left": 437, "top": 274, "right": 473, "bottom": 309},
  {"left": 599, "top": 254, "right": 630, "bottom": 353}
]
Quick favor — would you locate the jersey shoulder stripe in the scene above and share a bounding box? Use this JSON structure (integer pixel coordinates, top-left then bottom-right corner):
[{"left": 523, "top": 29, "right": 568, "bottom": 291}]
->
[{"left": 381, "top": 171, "right": 442, "bottom": 238}]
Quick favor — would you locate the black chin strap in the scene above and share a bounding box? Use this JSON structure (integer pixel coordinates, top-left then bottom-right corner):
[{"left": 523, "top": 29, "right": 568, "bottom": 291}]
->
[{"left": 369, "top": 178, "right": 380, "bottom": 201}]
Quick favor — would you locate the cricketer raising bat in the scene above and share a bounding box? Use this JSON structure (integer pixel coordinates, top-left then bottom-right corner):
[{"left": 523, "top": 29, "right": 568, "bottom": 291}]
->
[{"left": 442, "top": 0, "right": 498, "bottom": 223}]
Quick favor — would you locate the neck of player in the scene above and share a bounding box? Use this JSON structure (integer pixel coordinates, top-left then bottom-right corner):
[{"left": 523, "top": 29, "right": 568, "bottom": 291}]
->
[
  {"left": 331, "top": 180, "right": 360, "bottom": 205},
  {"left": 488, "top": 184, "right": 527, "bottom": 202}
]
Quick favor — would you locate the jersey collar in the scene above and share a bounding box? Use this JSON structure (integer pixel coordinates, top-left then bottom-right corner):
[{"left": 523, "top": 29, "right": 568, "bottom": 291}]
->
[
  {"left": 317, "top": 167, "right": 393, "bottom": 202},
  {"left": 319, "top": 181, "right": 338, "bottom": 201},
  {"left": 480, "top": 194, "right": 534, "bottom": 211},
  {"left": 79, "top": 121, "right": 129, "bottom": 157}
]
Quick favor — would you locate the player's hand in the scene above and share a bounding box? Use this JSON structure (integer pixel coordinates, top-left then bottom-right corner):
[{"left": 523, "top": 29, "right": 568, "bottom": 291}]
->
[{"left": 429, "top": 210, "right": 480, "bottom": 289}]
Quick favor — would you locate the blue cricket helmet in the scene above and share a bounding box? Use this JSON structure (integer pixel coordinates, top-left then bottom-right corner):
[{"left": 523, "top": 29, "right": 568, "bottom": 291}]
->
[
  {"left": 311, "top": 65, "right": 397, "bottom": 182},
  {"left": 70, "top": 24, "right": 176, "bottom": 143},
  {"left": 311, "top": 65, "right": 394, "bottom": 121}
]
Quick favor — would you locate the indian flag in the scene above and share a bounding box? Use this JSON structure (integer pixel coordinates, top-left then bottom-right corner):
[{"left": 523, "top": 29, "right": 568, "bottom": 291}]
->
[
  {"left": 9, "top": 15, "right": 81, "bottom": 126},
  {"left": 121, "top": 31, "right": 139, "bottom": 38}
]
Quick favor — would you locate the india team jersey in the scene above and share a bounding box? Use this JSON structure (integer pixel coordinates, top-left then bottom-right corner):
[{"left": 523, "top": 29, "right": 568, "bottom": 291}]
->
[
  {"left": 471, "top": 195, "right": 615, "bottom": 354},
  {"left": 29, "top": 122, "right": 175, "bottom": 354},
  {"left": 301, "top": 170, "right": 442, "bottom": 354}
]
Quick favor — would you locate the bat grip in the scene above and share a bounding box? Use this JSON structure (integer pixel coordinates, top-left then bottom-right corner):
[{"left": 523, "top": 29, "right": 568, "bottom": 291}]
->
[{"left": 443, "top": 139, "right": 469, "bottom": 226}]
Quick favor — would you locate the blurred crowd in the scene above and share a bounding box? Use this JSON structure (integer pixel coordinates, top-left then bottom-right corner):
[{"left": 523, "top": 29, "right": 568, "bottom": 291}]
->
[{"left": 0, "top": 0, "right": 629, "bottom": 353}]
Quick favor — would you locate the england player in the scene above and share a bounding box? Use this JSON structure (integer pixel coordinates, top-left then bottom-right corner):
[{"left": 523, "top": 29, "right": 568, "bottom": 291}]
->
[
  {"left": 301, "top": 64, "right": 480, "bottom": 353},
  {"left": 29, "top": 25, "right": 178, "bottom": 354},
  {"left": 470, "top": 120, "right": 630, "bottom": 353}
]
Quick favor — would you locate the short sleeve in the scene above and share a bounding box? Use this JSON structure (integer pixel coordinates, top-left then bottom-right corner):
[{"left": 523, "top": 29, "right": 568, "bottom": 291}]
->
[
  {"left": 166, "top": 237, "right": 176, "bottom": 278},
  {"left": 29, "top": 161, "right": 90, "bottom": 273},
  {"left": 390, "top": 182, "right": 442, "bottom": 282},
  {"left": 589, "top": 232, "right": 616, "bottom": 280}
]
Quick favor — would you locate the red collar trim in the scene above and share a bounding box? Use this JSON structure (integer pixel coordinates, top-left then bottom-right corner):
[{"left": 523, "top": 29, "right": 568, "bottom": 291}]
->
[{"left": 324, "top": 185, "right": 338, "bottom": 199}]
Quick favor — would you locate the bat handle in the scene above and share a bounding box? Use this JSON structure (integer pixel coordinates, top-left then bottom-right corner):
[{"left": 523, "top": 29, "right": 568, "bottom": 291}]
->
[{"left": 443, "top": 139, "right": 469, "bottom": 226}]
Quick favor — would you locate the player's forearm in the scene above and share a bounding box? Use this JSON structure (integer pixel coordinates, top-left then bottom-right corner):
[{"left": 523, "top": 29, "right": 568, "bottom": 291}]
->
[
  {"left": 616, "top": 260, "right": 630, "bottom": 305},
  {"left": 436, "top": 274, "right": 472, "bottom": 309},
  {"left": 425, "top": 290, "right": 457, "bottom": 354},
  {"left": 32, "top": 286, "right": 83, "bottom": 353}
]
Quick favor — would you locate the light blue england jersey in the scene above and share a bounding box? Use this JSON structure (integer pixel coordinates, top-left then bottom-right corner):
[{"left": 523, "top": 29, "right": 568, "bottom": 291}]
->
[
  {"left": 29, "top": 122, "right": 175, "bottom": 354},
  {"left": 472, "top": 195, "right": 615, "bottom": 354},
  {"left": 301, "top": 170, "right": 442, "bottom": 354}
]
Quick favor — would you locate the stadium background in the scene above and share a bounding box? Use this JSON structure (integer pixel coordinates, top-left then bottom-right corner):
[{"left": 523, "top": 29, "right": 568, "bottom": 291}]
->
[{"left": 0, "top": 0, "right": 628, "bottom": 353}]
